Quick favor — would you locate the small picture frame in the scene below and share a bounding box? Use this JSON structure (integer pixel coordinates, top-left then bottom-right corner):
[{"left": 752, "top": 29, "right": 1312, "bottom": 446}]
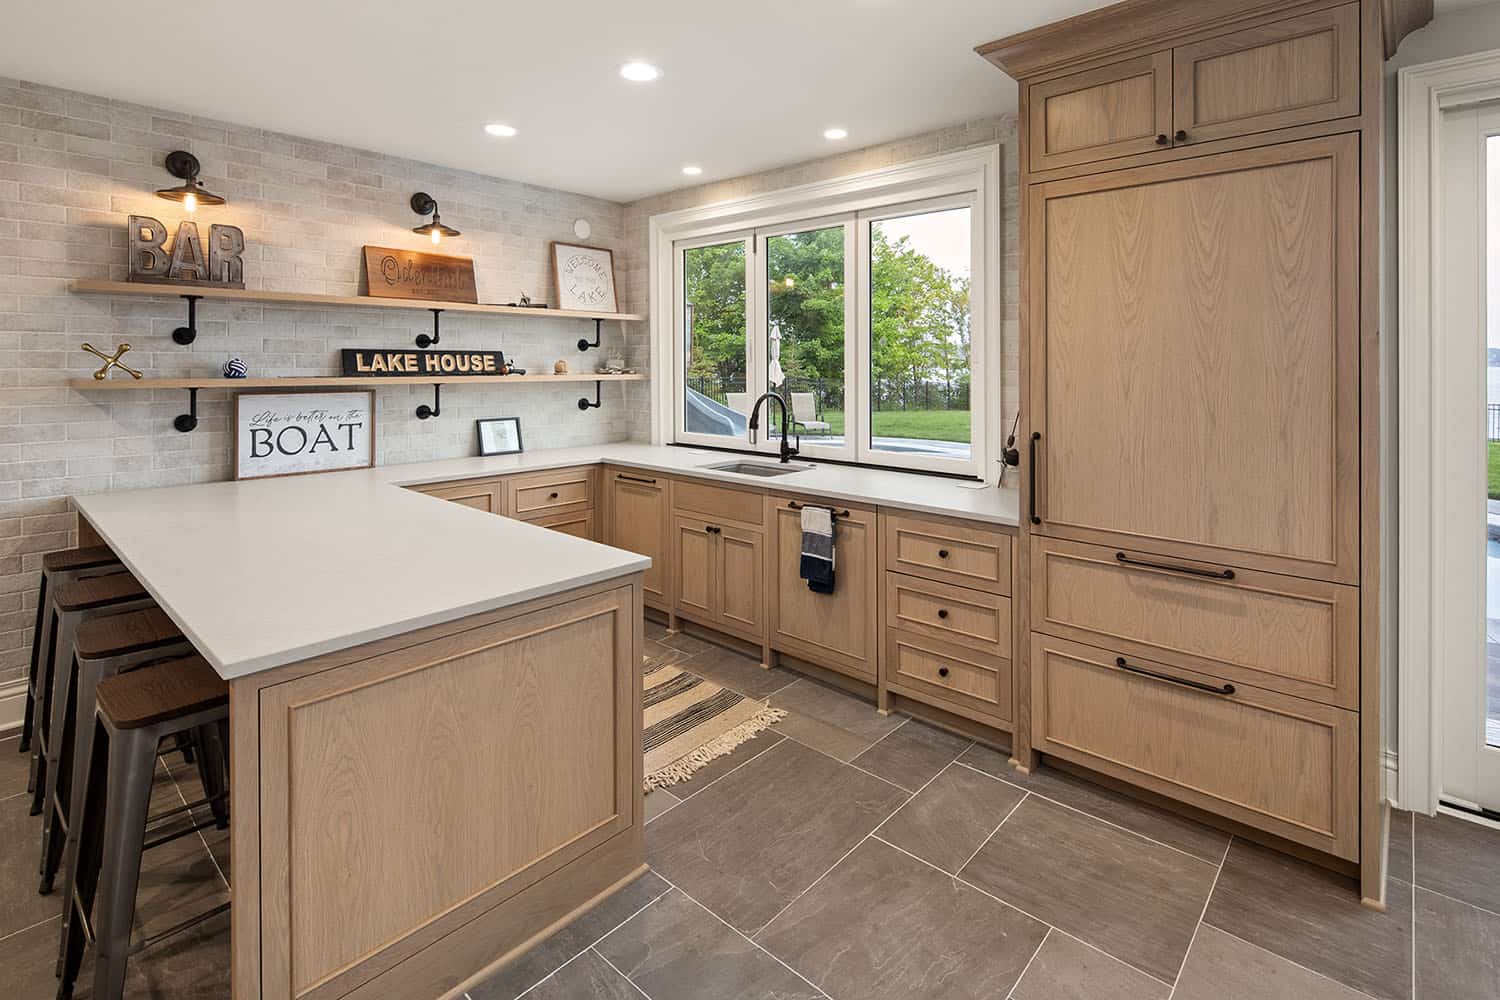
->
[
  {"left": 551, "top": 241, "right": 619, "bottom": 313},
  {"left": 477, "top": 417, "right": 523, "bottom": 456}
]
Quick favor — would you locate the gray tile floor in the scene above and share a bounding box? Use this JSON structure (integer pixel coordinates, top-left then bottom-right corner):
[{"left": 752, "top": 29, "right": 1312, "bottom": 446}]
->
[{"left": 6, "top": 628, "right": 1499, "bottom": 999}]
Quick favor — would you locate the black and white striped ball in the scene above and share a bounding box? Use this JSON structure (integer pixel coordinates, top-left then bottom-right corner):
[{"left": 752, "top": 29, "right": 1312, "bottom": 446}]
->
[{"left": 222, "top": 357, "right": 248, "bottom": 379}]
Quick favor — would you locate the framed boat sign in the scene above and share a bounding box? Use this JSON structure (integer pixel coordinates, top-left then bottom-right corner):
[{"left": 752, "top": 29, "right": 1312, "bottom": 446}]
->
[{"left": 234, "top": 390, "right": 376, "bottom": 480}]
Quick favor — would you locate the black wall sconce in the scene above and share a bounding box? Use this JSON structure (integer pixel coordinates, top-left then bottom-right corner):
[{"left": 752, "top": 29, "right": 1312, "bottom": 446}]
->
[
  {"left": 410, "top": 192, "right": 460, "bottom": 245},
  {"left": 155, "top": 151, "right": 226, "bottom": 213}
]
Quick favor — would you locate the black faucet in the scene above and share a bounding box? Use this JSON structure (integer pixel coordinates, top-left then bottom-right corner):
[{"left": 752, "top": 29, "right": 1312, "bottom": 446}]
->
[{"left": 748, "top": 391, "right": 801, "bottom": 464}]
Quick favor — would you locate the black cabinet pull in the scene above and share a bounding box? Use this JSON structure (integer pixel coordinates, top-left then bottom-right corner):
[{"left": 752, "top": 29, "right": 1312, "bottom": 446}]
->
[
  {"left": 1028, "top": 432, "right": 1041, "bottom": 525},
  {"left": 617, "top": 473, "right": 657, "bottom": 485},
  {"left": 1155, "top": 133, "right": 1169, "bottom": 145},
  {"left": 1115, "top": 656, "right": 1234, "bottom": 696},
  {"left": 937, "top": 609, "right": 949, "bottom": 619},
  {"left": 1174, "top": 129, "right": 1188, "bottom": 142},
  {"left": 705, "top": 525, "right": 722, "bottom": 535},
  {"left": 937, "top": 666, "right": 950, "bottom": 678},
  {"left": 1114, "top": 551, "right": 1234, "bottom": 580},
  {"left": 549, "top": 491, "right": 559, "bottom": 499},
  {"left": 937, "top": 549, "right": 949, "bottom": 559}
]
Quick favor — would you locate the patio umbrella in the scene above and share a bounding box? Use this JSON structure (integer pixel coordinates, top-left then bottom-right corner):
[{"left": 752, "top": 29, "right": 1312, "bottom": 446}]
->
[{"left": 768, "top": 322, "right": 786, "bottom": 387}]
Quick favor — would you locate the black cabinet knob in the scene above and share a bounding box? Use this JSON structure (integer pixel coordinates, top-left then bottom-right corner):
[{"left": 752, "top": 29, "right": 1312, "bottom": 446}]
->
[
  {"left": 937, "top": 549, "right": 949, "bottom": 559},
  {"left": 1174, "top": 129, "right": 1188, "bottom": 142},
  {"left": 938, "top": 667, "right": 950, "bottom": 678},
  {"left": 937, "top": 609, "right": 949, "bottom": 619},
  {"left": 549, "top": 491, "right": 559, "bottom": 499},
  {"left": 1155, "top": 133, "right": 1169, "bottom": 146}
]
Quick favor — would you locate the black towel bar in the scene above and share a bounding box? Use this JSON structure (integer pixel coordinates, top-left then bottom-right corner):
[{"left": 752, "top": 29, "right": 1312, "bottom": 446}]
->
[{"left": 787, "top": 500, "right": 851, "bottom": 519}]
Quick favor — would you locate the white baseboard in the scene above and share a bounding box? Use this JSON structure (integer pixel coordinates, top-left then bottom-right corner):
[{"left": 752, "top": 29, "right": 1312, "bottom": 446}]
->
[
  {"left": 0, "top": 679, "right": 27, "bottom": 736},
  {"left": 1383, "top": 749, "right": 1401, "bottom": 810}
]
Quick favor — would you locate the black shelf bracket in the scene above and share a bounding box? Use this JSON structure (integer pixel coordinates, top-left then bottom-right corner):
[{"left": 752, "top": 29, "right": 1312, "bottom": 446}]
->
[
  {"left": 172, "top": 295, "right": 202, "bottom": 345},
  {"left": 174, "top": 388, "right": 198, "bottom": 433},
  {"left": 577, "top": 318, "right": 603, "bottom": 352},
  {"left": 416, "top": 308, "right": 443, "bottom": 349},
  {"left": 417, "top": 383, "right": 442, "bottom": 419},
  {"left": 578, "top": 381, "right": 603, "bottom": 411}
]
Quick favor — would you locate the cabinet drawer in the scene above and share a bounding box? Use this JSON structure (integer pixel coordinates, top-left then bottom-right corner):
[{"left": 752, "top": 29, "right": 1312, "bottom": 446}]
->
[
  {"left": 1031, "top": 633, "right": 1358, "bottom": 860},
  {"left": 882, "top": 512, "right": 1011, "bottom": 595},
  {"left": 1172, "top": 5, "right": 1359, "bottom": 146},
  {"left": 507, "top": 467, "right": 595, "bottom": 517},
  {"left": 411, "top": 478, "right": 506, "bottom": 515},
  {"left": 1028, "top": 52, "right": 1173, "bottom": 172},
  {"left": 1030, "top": 537, "right": 1357, "bottom": 708},
  {"left": 885, "top": 573, "right": 1010, "bottom": 656},
  {"left": 673, "top": 478, "right": 763, "bottom": 527},
  {"left": 521, "top": 507, "right": 596, "bottom": 541},
  {"left": 885, "top": 630, "right": 1011, "bottom": 724}
]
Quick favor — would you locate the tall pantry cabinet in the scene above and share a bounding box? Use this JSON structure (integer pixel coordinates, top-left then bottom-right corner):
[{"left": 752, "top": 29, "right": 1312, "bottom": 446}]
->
[{"left": 980, "top": 0, "right": 1427, "bottom": 906}]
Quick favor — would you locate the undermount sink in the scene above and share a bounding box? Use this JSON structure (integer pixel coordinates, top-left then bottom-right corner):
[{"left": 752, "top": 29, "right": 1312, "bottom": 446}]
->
[{"left": 702, "top": 460, "right": 808, "bottom": 478}]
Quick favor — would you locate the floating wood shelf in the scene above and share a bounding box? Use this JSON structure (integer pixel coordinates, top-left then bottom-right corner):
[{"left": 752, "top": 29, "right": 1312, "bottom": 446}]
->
[
  {"left": 65, "top": 373, "right": 646, "bottom": 391},
  {"left": 67, "top": 280, "right": 644, "bottom": 323}
]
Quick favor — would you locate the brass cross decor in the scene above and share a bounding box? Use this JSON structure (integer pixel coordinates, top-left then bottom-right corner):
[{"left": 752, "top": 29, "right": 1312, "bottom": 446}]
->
[{"left": 81, "top": 342, "right": 144, "bottom": 381}]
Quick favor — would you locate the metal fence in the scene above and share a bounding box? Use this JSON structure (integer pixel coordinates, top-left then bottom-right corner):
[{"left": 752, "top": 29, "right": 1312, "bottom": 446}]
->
[{"left": 1490, "top": 404, "right": 1500, "bottom": 442}]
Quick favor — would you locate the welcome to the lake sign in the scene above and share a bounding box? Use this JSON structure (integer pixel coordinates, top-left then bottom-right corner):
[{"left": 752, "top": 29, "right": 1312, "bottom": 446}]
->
[{"left": 234, "top": 390, "right": 376, "bottom": 481}]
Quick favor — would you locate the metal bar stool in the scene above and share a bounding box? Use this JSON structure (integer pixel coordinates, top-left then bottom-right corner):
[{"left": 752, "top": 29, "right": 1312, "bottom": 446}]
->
[
  {"left": 57, "top": 655, "right": 229, "bottom": 1000},
  {"left": 22, "top": 547, "right": 120, "bottom": 769},
  {"left": 31, "top": 573, "right": 154, "bottom": 823},
  {"left": 40, "top": 607, "right": 194, "bottom": 895}
]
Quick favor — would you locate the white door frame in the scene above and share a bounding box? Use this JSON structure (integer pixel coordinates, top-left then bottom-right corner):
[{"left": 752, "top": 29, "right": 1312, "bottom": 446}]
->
[{"left": 1397, "top": 48, "right": 1500, "bottom": 814}]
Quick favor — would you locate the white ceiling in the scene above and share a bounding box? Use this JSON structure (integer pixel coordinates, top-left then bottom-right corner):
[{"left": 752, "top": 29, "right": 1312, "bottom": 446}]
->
[{"left": 0, "top": 0, "right": 1113, "bottom": 203}]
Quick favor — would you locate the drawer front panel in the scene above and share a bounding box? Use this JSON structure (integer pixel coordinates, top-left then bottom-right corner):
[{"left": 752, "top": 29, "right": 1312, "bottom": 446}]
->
[
  {"left": 1030, "top": 633, "right": 1357, "bottom": 860},
  {"left": 1031, "top": 538, "right": 1357, "bottom": 708},
  {"left": 886, "top": 630, "right": 1011, "bottom": 722},
  {"left": 522, "top": 508, "right": 596, "bottom": 541},
  {"left": 509, "top": 468, "right": 595, "bottom": 516},
  {"left": 883, "top": 513, "right": 1012, "bottom": 595},
  {"left": 673, "top": 478, "right": 764, "bottom": 526},
  {"left": 885, "top": 572, "right": 1011, "bottom": 655}
]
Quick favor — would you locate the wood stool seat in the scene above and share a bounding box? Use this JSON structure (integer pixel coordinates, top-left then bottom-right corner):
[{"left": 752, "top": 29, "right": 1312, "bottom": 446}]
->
[
  {"left": 96, "top": 656, "right": 226, "bottom": 730},
  {"left": 53, "top": 573, "right": 146, "bottom": 613},
  {"left": 73, "top": 608, "right": 182, "bottom": 661},
  {"left": 42, "top": 545, "right": 118, "bottom": 574}
]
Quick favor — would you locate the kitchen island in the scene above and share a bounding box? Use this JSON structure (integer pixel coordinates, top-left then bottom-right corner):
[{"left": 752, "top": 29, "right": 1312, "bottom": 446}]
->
[{"left": 73, "top": 472, "right": 650, "bottom": 1000}]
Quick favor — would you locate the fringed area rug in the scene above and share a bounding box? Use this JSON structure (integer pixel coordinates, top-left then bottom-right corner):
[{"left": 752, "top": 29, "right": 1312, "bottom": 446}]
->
[{"left": 643, "top": 655, "right": 784, "bottom": 792}]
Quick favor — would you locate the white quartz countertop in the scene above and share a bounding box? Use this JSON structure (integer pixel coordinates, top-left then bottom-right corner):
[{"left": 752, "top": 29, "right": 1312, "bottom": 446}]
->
[
  {"left": 377, "top": 443, "right": 1021, "bottom": 526},
  {"left": 75, "top": 443, "right": 1017, "bottom": 681}
]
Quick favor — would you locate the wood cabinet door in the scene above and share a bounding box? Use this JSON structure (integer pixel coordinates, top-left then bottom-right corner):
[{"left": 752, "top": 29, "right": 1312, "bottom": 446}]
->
[
  {"left": 768, "top": 499, "right": 878, "bottom": 681},
  {"left": 1029, "top": 134, "right": 1359, "bottom": 582},
  {"left": 1027, "top": 52, "right": 1172, "bottom": 172},
  {"left": 1172, "top": 5, "right": 1359, "bottom": 146},
  {"left": 717, "top": 524, "right": 764, "bottom": 639},
  {"left": 605, "top": 469, "right": 670, "bottom": 607},
  {"left": 673, "top": 515, "right": 717, "bottom": 621}
]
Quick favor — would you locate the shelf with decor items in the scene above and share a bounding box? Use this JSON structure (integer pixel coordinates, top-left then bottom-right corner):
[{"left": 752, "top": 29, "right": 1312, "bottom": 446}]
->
[{"left": 67, "top": 280, "right": 644, "bottom": 323}]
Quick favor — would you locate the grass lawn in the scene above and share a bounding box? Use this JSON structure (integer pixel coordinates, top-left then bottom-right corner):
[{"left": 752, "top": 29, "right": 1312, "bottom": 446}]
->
[
  {"left": 813, "top": 409, "right": 971, "bottom": 443},
  {"left": 1491, "top": 441, "right": 1500, "bottom": 500}
]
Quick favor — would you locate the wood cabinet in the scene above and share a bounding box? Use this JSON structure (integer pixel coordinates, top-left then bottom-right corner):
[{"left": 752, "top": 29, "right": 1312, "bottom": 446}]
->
[
  {"left": 671, "top": 512, "right": 764, "bottom": 644},
  {"left": 1024, "top": 4, "right": 1359, "bottom": 173},
  {"left": 524, "top": 507, "right": 596, "bottom": 540},
  {"left": 410, "top": 477, "right": 508, "bottom": 515},
  {"left": 767, "top": 498, "right": 879, "bottom": 682},
  {"left": 1030, "top": 537, "right": 1358, "bottom": 708},
  {"left": 1027, "top": 53, "right": 1173, "bottom": 172},
  {"left": 887, "top": 630, "right": 1013, "bottom": 727},
  {"left": 885, "top": 573, "right": 1011, "bottom": 656},
  {"left": 603, "top": 468, "right": 671, "bottom": 610},
  {"left": 1029, "top": 135, "right": 1359, "bottom": 583},
  {"left": 1171, "top": 5, "right": 1360, "bottom": 145},
  {"left": 1030, "top": 632, "right": 1358, "bottom": 860},
  {"left": 507, "top": 466, "right": 596, "bottom": 520},
  {"left": 882, "top": 511, "right": 1012, "bottom": 595}
]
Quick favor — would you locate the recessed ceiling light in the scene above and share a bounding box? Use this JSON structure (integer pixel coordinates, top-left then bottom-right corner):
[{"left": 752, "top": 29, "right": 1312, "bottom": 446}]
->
[
  {"left": 823, "top": 127, "right": 848, "bottom": 140},
  {"left": 483, "top": 123, "right": 517, "bottom": 137},
  {"left": 620, "top": 61, "right": 662, "bottom": 82},
  {"left": 682, "top": 165, "right": 703, "bottom": 176}
]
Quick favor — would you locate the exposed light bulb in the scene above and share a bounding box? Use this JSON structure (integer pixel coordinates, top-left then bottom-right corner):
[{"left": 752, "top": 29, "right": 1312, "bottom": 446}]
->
[
  {"left": 430, "top": 228, "right": 442, "bottom": 245},
  {"left": 183, "top": 191, "right": 197, "bottom": 213}
]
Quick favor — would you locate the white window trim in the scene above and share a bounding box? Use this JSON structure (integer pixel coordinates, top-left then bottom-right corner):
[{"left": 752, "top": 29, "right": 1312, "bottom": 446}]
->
[
  {"left": 1396, "top": 47, "right": 1500, "bottom": 815},
  {"left": 649, "top": 145, "right": 1003, "bottom": 482}
]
